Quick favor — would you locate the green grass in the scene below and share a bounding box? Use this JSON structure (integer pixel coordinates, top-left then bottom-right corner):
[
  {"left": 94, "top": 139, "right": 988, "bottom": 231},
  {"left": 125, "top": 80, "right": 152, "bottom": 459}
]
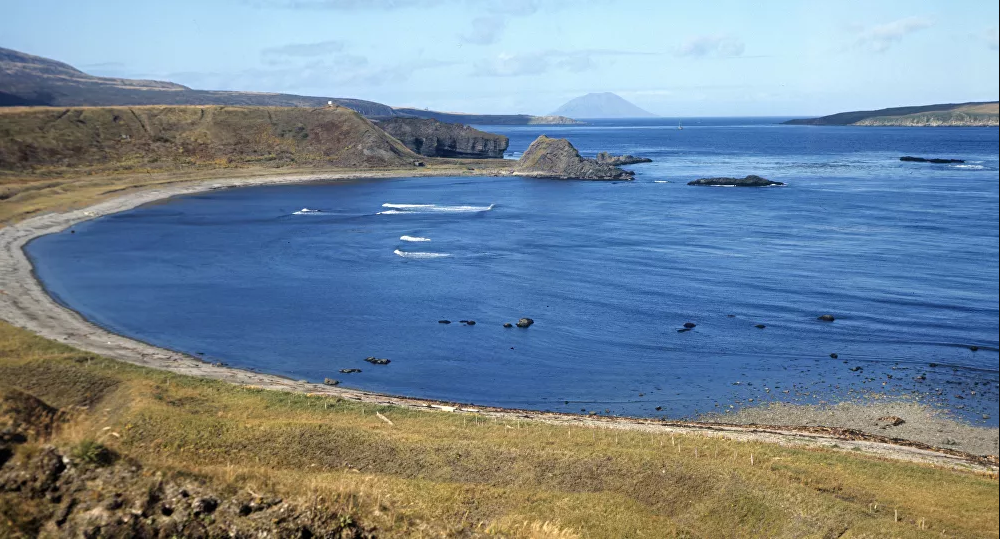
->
[{"left": 1, "top": 320, "right": 997, "bottom": 537}]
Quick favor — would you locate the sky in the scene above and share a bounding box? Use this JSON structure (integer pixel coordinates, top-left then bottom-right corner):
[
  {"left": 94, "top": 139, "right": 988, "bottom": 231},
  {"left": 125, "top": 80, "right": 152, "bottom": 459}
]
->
[{"left": 3, "top": 0, "right": 999, "bottom": 116}]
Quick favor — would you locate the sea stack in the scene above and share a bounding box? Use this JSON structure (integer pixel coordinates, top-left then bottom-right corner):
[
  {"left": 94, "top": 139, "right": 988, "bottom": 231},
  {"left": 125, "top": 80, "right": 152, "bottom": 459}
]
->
[{"left": 513, "top": 136, "right": 634, "bottom": 180}]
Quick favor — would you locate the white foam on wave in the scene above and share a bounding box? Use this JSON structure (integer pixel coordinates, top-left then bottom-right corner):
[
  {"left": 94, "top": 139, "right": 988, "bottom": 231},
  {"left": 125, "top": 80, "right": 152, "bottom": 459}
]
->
[
  {"left": 952, "top": 164, "right": 984, "bottom": 169},
  {"left": 653, "top": 180, "right": 670, "bottom": 183},
  {"left": 292, "top": 208, "right": 324, "bottom": 215},
  {"left": 400, "top": 235, "right": 431, "bottom": 242},
  {"left": 380, "top": 203, "right": 495, "bottom": 214},
  {"left": 394, "top": 249, "right": 450, "bottom": 259}
]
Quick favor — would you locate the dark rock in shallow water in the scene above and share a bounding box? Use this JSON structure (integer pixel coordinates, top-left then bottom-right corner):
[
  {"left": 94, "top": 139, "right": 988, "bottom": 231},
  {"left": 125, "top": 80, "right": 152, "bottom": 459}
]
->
[
  {"left": 323, "top": 378, "right": 339, "bottom": 386},
  {"left": 754, "top": 324, "right": 766, "bottom": 329},
  {"left": 683, "top": 322, "right": 697, "bottom": 329},
  {"left": 503, "top": 323, "right": 513, "bottom": 328},
  {"left": 376, "top": 117, "right": 508, "bottom": 159},
  {"left": 817, "top": 314, "right": 836, "bottom": 322},
  {"left": 462, "top": 320, "right": 476, "bottom": 326},
  {"left": 899, "top": 156, "right": 965, "bottom": 164},
  {"left": 688, "top": 175, "right": 784, "bottom": 187},
  {"left": 830, "top": 353, "right": 839, "bottom": 359},
  {"left": 514, "top": 136, "right": 634, "bottom": 181},
  {"left": 516, "top": 318, "right": 534, "bottom": 328},
  {"left": 677, "top": 328, "right": 691, "bottom": 333},
  {"left": 438, "top": 319, "right": 451, "bottom": 324},
  {"left": 364, "top": 356, "right": 390, "bottom": 365},
  {"left": 596, "top": 151, "right": 653, "bottom": 166},
  {"left": 339, "top": 368, "right": 361, "bottom": 374},
  {"left": 969, "top": 345, "right": 979, "bottom": 351}
]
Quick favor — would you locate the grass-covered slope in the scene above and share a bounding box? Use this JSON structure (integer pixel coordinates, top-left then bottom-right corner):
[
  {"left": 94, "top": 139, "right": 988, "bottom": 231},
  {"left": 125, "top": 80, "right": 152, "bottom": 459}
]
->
[
  {"left": 0, "top": 105, "right": 419, "bottom": 173},
  {"left": 2, "top": 320, "right": 996, "bottom": 538},
  {"left": 784, "top": 102, "right": 999, "bottom": 126}
]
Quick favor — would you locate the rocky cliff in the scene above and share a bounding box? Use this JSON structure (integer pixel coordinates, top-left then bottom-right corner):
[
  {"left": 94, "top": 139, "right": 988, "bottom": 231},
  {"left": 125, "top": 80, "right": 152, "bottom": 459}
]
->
[
  {"left": 514, "top": 135, "right": 633, "bottom": 180},
  {"left": 376, "top": 118, "right": 508, "bottom": 159}
]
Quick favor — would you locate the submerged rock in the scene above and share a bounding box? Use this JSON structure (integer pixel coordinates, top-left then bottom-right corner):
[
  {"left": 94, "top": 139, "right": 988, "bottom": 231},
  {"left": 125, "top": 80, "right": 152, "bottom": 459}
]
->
[
  {"left": 683, "top": 322, "right": 697, "bottom": 329},
  {"left": 503, "top": 323, "right": 513, "bottom": 328},
  {"left": 817, "top": 314, "right": 836, "bottom": 322},
  {"left": 514, "top": 136, "right": 634, "bottom": 180},
  {"left": 830, "top": 353, "right": 839, "bottom": 359},
  {"left": 339, "top": 368, "right": 362, "bottom": 374},
  {"left": 754, "top": 324, "right": 766, "bottom": 329},
  {"left": 438, "top": 319, "right": 451, "bottom": 324},
  {"left": 687, "top": 175, "right": 784, "bottom": 187},
  {"left": 516, "top": 318, "right": 535, "bottom": 328},
  {"left": 899, "top": 156, "right": 965, "bottom": 164},
  {"left": 364, "top": 357, "right": 391, "bottom": 365}
]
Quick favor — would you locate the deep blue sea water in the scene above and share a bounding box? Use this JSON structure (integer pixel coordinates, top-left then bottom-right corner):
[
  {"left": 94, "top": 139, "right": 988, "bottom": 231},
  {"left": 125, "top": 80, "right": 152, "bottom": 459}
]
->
[{"left": 27, "top": 118, "right": 1000, "bottom": 424}]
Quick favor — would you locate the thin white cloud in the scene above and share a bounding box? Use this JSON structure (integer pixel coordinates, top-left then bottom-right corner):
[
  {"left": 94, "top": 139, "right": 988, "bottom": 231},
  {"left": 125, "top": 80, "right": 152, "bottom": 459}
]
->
[
  {"left": 675, "top": 35, "right": 745, "bottom": 58},
  {"left": 460, "top": 15, "right": 507, "bottom": 45},
  {"left": 261, "top": 40, "right": 346, "bottom": 59},
  {"left": 853, "top": 16, "right": 932, "bottom": 53},
  {"left": 473, "top": 49, "right": 649, "bottom": 77}
]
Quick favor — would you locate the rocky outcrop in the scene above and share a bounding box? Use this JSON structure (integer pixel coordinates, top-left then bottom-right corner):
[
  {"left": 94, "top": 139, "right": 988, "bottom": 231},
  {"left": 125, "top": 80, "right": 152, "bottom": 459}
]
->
[
  {"left": 514, "top": 136, "right": 634, "bottom": 180},
  {"left": 900, "top": 156, "right": 965, "bottom": 163},
  {"left": 687, "top": 175, "right": 784, "bottom": 187},
  {"left": 376, "top": 118, "right": 508, "bottom": 159},
  {"left": 596, "top": 152, "right": 653, "bottom": 166}
]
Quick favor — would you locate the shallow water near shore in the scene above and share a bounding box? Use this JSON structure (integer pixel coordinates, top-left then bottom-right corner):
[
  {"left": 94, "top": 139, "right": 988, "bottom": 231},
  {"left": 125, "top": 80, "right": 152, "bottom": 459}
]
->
[{"left": 27, "top": 119, "right": 999, "bottom": 425}]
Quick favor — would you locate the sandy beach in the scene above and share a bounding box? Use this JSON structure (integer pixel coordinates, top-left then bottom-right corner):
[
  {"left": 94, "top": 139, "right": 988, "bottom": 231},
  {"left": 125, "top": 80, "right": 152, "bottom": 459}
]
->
[{"left": 1, "top": 171, "right": 996, "bottom": 471}]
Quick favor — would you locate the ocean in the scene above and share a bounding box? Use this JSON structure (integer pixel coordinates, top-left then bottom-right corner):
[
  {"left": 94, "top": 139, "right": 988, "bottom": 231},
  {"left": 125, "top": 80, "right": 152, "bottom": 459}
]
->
[{"left": 26, "top": 118, "right": 999, "bottom": 424}]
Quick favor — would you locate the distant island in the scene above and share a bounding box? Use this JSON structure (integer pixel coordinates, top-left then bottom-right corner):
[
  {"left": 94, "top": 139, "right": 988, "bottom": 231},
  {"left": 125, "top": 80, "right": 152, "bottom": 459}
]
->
[
  {"left": 0, "top": 46, "right": 575, "bottom": 125},
  {"left": 784, "top": 102, "right": 998, "bottom": 127},
  {"left": 551, "top": 92, "right": 657, "bottom": 119}
]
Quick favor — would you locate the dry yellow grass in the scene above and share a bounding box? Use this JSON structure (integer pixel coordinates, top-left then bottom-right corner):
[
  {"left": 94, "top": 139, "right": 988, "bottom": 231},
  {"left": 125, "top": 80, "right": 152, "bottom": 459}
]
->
[{"left": 1, "top": 320, "right": 997, "bottom": 538}]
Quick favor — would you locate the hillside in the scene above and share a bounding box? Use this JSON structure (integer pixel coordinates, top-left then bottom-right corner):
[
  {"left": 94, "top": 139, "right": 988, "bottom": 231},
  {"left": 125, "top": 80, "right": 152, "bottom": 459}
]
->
[
  {"left": 391, "top": 107, "right": 580, "bottom": 125},
  {"left": 1, "top": 46, "right": 575, "bottom": 125},
  {"left": 785, "top": 101, "right": 999, "bottom": 126},
  {"left": 0, "top": 105, "right": 421, "bottom": 172},
  {"left": 0, "top": 47, "right": 395, "bottom": 116},
  {"left": 551, "top": 92, "right": 657, "bottom": 119}
]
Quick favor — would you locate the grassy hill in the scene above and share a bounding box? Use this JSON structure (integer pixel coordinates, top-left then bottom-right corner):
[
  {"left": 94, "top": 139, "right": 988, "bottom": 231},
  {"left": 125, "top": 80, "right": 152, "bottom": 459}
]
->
[
  {"left": 0, "top": 104, "right": 420, "bottom": 173},
  {"left": 2, "top": 321, "right": 997, "bottom": 537},
  {"left": 785, "top": 102, "right": 999, "bottom": 126}
]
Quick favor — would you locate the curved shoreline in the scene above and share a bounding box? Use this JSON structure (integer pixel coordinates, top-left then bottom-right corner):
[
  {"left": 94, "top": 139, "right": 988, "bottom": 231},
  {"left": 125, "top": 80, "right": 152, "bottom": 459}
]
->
[{"left": 1, "top": 171, "right": 996, "bottom": 471}]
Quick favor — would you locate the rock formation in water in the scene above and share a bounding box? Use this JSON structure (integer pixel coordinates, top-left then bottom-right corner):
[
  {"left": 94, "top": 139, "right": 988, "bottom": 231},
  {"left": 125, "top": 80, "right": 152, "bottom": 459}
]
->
[
  {"left": 514, "top": 135, "right": 634, "bottom": 180},
  {"left": 687, "top": 175, "right": 784, "bottom": 187},
  {"left": 899, "top": 156, "right": 965, "bottom": 164},
  {"left": 376, "top": 118, "right": 508, "bottom": 159},
  {"left": 596, "top": 152, "right": 653, "bottom": 166}
]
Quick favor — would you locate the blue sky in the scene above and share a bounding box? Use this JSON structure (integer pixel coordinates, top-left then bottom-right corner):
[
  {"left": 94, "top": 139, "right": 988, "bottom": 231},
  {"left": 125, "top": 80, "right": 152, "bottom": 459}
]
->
[{"left": 3, "top": 0, "right": 998, "bottom": 116}]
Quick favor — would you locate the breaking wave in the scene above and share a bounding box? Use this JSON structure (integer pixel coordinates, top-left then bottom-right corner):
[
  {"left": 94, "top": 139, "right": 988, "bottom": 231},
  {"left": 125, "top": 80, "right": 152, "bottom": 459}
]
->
[
  {"left": 393, "top": 249, "right": 450, "bottom": 259},
  {"left": 379, "top": 203, "right": 495, "bottom": 215},
  {"left": 400, "top": 235, "right": 431, "bottom": 242},
  {"left": 292, "top": 208, "right": 324, "bottom": 215}
]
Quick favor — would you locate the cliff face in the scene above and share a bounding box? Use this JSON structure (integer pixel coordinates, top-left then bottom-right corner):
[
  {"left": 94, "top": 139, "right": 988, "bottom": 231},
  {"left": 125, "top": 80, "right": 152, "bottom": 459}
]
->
[
  {"left": 514, "top": 135, "right": 633, "bottom": 180},
  {"left": 376, "top": 118, "right": 508, "bottom": 159},
  {"left": 0, "top": 105, "right": 420, "bottom": 171}
]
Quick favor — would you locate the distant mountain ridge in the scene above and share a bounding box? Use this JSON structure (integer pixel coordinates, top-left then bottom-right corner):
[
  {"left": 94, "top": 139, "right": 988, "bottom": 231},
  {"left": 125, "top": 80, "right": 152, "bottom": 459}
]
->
[
  {"left": 785, "top": 102, "right": 998, "bottom": 127},
  {"left": 0, "top": 46, "right": 574, "bottom": 125},
  {"left": 551, "top": 92, "right": 657, "bottom": 119}
]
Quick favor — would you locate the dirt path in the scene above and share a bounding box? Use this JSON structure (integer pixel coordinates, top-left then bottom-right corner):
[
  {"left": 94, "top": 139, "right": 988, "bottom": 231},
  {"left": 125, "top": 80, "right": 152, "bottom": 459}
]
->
[{"left": 1, "top": 171, "right": 996, "bottom": 473}]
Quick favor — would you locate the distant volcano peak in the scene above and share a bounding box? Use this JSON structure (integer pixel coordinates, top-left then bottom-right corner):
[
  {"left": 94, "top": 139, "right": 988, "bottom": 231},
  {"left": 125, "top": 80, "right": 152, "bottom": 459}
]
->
[{"left": 551, "top": 92, "right": 657, "bottom": 119}]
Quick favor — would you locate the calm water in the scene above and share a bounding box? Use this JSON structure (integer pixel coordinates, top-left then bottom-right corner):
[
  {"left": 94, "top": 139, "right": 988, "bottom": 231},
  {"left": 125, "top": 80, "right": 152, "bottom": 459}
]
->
[{"left": 28, "top": 119, "right": 1000, "bottom": 424}]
